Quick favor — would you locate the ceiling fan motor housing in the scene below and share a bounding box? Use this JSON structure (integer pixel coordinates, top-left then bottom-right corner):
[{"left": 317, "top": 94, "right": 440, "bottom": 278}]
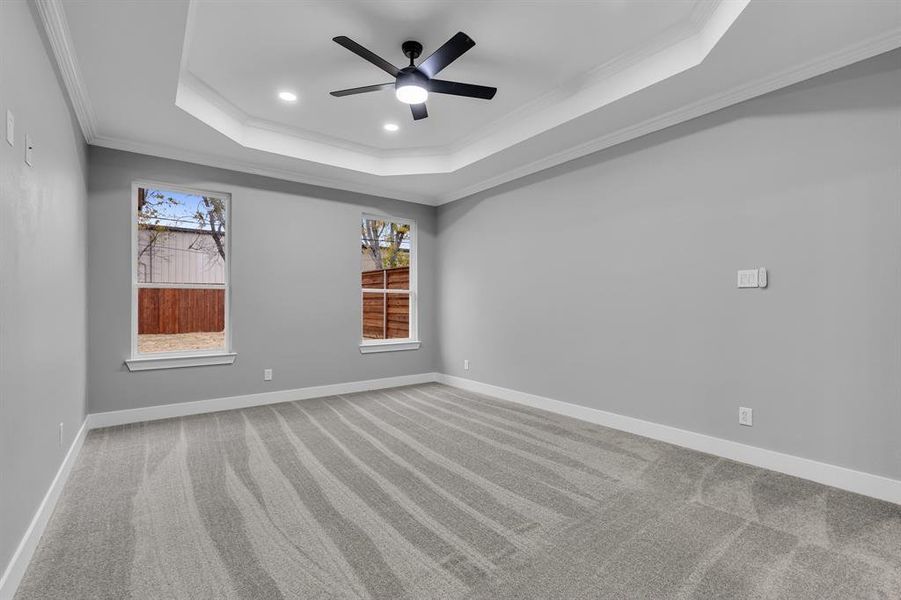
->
[{"left": 396, "top": 67, "right": 429, "bottom": 91}]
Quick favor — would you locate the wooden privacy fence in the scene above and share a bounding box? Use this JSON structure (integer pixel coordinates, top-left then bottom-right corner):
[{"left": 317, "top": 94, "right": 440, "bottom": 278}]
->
[
  {"left": 138, "top": 288, "right": 225, "bottom": 334},
  {"left": 362, "top": 266, "right": 410, "bottom": 339}
]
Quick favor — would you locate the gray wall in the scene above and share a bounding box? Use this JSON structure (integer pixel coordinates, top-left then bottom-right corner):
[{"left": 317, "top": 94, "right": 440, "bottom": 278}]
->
[
  {"left": 3, "top": 11, "right": 897, "bottom": 583},
  {"left": 437, "top": 50, "right": 901, "bottom": 480},
  {"left": 86, "top": 147, "right": 438, "bottom": 413},
  {"left": 0, "top": 1, "right": 88, "bottom": 573}
]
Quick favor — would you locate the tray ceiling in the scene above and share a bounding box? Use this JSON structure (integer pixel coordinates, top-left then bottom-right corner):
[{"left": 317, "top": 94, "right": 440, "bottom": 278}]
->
[{"left": 40, "top": 0, "right": 901, "bottom": 204}]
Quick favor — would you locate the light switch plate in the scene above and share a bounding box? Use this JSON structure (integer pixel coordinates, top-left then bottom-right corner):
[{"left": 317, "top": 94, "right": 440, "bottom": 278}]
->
[
  {"left": 6, "top": 110, "right": 14, "bottom": 146},
  {"left": 737, "top": 269, "right": 759, "bottom": 288}
]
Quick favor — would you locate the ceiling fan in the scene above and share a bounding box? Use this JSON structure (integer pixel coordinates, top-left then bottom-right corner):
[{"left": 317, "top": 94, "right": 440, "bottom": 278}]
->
[{"left": 329, "top": 32, "right": 497, "bottom": 121}]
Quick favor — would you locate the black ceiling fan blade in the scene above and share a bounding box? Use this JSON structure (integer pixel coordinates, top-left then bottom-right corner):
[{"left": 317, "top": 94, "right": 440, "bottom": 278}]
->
[
  {"left": 428, "top": 79, "right": 496, "bottom": 100},
  {"left": 418, "top": 32, "right": 475, "bottom": 78},
  {"left": 330, "top": 83, "right": 394, "bottom": 97},
  {"left": 411, "top": 103, "right": 428, "bottom": 120},
  {"left": 332, "top": 36, "right": 400, "bottom": 77}
]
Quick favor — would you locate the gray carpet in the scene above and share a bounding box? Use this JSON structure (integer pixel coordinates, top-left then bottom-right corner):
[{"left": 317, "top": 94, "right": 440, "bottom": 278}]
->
[{"left": 15, "top": 383, "right": 901, "bottom": 599}]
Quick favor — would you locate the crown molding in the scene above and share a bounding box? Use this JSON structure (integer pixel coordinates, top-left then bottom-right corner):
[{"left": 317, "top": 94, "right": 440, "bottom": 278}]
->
[
  {"left": 441, "top": 0, "right": 744, "bottom": 159},
  {"left": 175, "top": 0, "right": 747, "bottom": 176},
  {"left": 89, "top": 135, "right": 439, "bottom": 206},
  {"left": 438, "top": 26, "right": 901, "bottom": 204},
  {"left": 90, "top": 24, "right": 900, "bottom": 209},
  {"left": 40, "top": 0, "right": 900, "bottom": 207},
  {"left": 33, "top": 0, "right": 97, "bottom": 143}
]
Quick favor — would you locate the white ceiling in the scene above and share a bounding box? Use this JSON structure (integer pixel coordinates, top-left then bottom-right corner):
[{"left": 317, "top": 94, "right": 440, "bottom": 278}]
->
[
  {"left": 43, "top": 0, "right": 901, "bottom": 204},
  {"left": 184, "top": 1, "right": 694, "bottom": 152}
]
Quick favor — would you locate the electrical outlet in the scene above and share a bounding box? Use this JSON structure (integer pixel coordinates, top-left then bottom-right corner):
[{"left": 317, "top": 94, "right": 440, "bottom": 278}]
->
[
  {"left": 738, "top": 407, "right": 753, "bottom": 427},
  {"left": 58, "top": 422, "right": 64, "bottom": 447},
  {"left": 463, "top": 359, "right": 470, "bottom": 371},
  {"left": 264, "top": 368, "right": 273, "bottom": 381}
]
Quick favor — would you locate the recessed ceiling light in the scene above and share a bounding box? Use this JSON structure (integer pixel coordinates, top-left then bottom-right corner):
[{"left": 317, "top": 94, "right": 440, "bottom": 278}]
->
[
  {"left": 278, "top": 91, "right": 298, "bottom": 102},
  {"left": 383, "top": 123, "right": 399, "bottom": 132}
]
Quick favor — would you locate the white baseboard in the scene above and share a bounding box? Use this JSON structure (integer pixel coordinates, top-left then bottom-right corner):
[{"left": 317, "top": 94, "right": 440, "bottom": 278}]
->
[
  {"left": 0, "top": 372, "right": 439, "bottom": 598},
  {"left": 87, "top": 372, "right": 440, "bottom": 429},
  {"left": 4, "top": 370, "right": 897, "bottom": 600},
  {"left": 0, "top": 420, "right": 89, "bottom": 600},
  {"left": 436, "top": 374, "right": 901, "bottom": 506}
]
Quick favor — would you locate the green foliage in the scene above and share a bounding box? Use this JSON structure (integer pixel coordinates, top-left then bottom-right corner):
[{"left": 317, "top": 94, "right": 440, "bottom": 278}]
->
[{"left": 362, "top": 219, "right": 410, "bottom": 269}]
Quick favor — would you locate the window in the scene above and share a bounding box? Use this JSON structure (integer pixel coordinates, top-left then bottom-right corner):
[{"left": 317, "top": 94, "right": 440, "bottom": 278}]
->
[
  {"left": 126, "top": 182, "right": 235, "bottom": 371},
  {"left": 360, "top": 215, "right": 419, "bottom": 353}
]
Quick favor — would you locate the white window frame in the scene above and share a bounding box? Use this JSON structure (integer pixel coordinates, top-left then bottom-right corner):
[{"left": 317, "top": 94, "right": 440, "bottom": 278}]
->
[
  {"left": 360, "top": 213, "right": 420, "bottom": 354},
  {"left": 125, "top": 180, "right": 236, "bottom": 371}
]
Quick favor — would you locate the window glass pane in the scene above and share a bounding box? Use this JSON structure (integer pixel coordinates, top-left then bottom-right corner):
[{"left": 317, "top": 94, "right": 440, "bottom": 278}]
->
[
  {"left": 137, "top": 287, "right": 225, "bottom": 354},
  {"left": 386, "top": 267, "right": 409, "bottom": 290},
  {"left": 137, "top": 187, "right": 227, "bottom": 286},
  {"left": 362, "top": 292, "right": 410, "bottom": 340},
  {"left": 361, "top": 269, "right": 385, "bottom": 290},
  {"left": 385, "top": 293, "right": 410, "bottom": 339},
  {"left": 362, "top": 292, "right": 386, "bottom": 340},
  {"left": 361, "top": 218, "right": 410, "bottom": 290},
  {"left": 361, "top": 217, "right": 412, "bottom": 341}
]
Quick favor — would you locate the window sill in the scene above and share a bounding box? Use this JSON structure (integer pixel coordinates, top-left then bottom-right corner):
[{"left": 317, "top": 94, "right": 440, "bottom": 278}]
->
[
  {"left": 359, "top": 340, "right": 421, "bottom": 354},
  {"left": 125, "top": 352, "right": 237, "bottom": 372}
]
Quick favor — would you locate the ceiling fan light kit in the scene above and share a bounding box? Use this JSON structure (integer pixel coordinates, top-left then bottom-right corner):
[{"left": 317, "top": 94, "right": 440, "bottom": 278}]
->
[
  {"left": 395, "top": 64, "right": 429, "bottom": 104},
  {"left": 395, "top": 84, "right": 428, "bottom": 104},
  {"left": 396, "top": 40, "right": 428, "bottom": 105},
  {"left": 330, "top": 32, "right": 497, "bottom": 121}
]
